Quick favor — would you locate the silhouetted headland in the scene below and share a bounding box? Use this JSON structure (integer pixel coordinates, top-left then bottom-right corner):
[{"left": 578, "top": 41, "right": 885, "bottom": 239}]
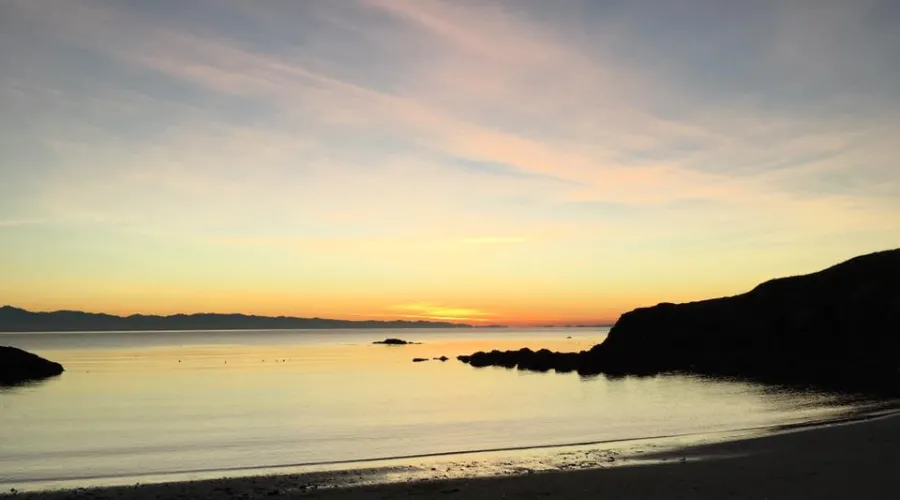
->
[
  {"left": 0, "top": 346, "right": 64, "bottom": 385},
  {"left": 459, "top": 249, "right": 900, "bottom": 393},
  {"left": 0, "top": 306, "right": 472, "bottom": 332}
]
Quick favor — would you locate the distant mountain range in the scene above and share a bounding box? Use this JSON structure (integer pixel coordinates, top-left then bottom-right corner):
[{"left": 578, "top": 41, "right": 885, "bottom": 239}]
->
[{"left": 0, "top": 306, "right": 473, "bottom": 332}]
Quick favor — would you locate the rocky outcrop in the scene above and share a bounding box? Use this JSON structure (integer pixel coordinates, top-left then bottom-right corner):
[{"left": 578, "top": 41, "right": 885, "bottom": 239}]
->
[
  {"left": 0, "top": 346, "right": 65, "bottom": 385},
  {"left": 373, "top": 338, "right": 420, "bottom": 345},
  {"left": 458, "top": 249, "right": 900, "bottom": 392},
  {"left": 458, "top": 349, "right": 581, "bottom": 372}
]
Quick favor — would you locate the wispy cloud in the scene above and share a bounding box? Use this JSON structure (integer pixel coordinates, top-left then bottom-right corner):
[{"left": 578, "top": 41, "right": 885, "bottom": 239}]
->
[
  {"left": 447, "top": 157, "right": 581, "bottom": 185},
  {"left": 0, "top": 219, "right": 46, "bottom": 228},
  {"left": 1, "top": 0, "right": 898, "bottom": 319},
  {"left": 12, "top": 0, "right": 897, "bottom": 220},
  {"left": 460, "top": 237, "right": 528, "bottom": 245}
]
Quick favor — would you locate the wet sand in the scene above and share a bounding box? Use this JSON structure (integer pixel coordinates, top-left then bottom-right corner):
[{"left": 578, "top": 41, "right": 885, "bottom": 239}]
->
[{"left": 5, "top": 412, "right": 899, "bottom": 500}]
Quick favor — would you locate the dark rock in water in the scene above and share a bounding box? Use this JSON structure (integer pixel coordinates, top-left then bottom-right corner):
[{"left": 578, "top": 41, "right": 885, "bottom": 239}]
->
[
  {"left": 457, "top": 249, "right": 900, "bottom": 393},
  {"left": 456, "top": 348, "right": 580, "bottom": 373},
  {"left": 373, "top": 338, "right": 420, "bottom": 345},
  {"left": 434, "top": 356, "right": 449, "bottom": 362},
  {"left": 412, "top": 357, "right": 429, "bottom": 362},
  {"left": 0, "top": 346, "right": 65, "bottom": 385}
]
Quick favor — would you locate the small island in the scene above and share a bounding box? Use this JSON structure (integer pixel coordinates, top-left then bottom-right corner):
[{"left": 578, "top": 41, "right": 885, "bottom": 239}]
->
[
  {"left": 372, "top": 338, "right": 421, "bottom": 345},
  {"left": 0, "top": 346, "right": 65, "bottom": 385}
]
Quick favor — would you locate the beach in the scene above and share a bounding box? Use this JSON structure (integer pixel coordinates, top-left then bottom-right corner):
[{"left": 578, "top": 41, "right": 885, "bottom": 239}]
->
[{"left": 6, "top": 410, "right": 898, "bottom": 500}]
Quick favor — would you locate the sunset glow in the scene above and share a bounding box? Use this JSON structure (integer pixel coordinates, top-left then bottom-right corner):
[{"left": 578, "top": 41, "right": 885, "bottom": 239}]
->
[{"left": 1, "top": 0, "right": 898, "bottom": 325}]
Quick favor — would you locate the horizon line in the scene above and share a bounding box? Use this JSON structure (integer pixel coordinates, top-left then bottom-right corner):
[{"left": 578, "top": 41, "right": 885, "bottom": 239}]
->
[{"left": 0, "top": 305, "right": 614, "bottom": 328}]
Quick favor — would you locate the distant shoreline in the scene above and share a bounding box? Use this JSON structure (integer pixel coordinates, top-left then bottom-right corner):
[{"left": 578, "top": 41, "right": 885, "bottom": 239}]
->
[
  {"left": 0, "top": 325, "right": 612, "bottom": 335},
  {"left": 0, "top": 306, "right": 475, "bottom": 332}
]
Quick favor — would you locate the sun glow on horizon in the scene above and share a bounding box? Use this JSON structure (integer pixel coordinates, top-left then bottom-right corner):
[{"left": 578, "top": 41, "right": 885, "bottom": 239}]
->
[
  {"left": 1, "top": 1, "right": 898, "bottom": 322},
  {"left": 386, "top": 302, "right": 496, "bottom": 323}
]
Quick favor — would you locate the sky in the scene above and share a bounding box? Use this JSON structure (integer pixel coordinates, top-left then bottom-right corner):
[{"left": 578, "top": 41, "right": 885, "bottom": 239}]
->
[{"left": 1, "top": 0, "right": 899, "bottom": 325}]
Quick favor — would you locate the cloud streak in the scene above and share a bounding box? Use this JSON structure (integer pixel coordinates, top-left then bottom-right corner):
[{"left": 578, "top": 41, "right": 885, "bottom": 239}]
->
[{"left": 1, "top": 0, "right": 898, "bottom": 321}]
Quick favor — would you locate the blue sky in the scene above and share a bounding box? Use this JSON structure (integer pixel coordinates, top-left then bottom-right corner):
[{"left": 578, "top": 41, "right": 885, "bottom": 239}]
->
[{"left": 1, "top": 0, "right": 898, "bottom": 323}]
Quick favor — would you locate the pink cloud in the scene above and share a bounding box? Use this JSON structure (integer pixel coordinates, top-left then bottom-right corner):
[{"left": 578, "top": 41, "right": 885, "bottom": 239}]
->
[{"left": 11, "top": 0, "right": 899, "bottom": 243}]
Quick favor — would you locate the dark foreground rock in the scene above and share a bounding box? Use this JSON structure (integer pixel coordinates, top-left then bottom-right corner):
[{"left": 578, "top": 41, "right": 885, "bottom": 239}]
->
[
  {"left": 459, "top": 249, "right": 900, "bottom": 393},
  {"left": 0, "top": 346, "right": 64, "bottom": 385},
  {"left": 373, "top": 338, "right": 420, "bottom": 345}
]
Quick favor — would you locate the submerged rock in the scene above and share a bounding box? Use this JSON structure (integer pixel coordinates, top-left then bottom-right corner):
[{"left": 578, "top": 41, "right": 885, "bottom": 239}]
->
[{"left": 0, "top": 346, "right": 65, "bottom": 385}]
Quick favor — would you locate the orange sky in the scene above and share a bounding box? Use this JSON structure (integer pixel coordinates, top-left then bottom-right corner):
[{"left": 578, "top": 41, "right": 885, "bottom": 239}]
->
[{"left": 1, "top": 1, "right": 899, "bottom": 325}]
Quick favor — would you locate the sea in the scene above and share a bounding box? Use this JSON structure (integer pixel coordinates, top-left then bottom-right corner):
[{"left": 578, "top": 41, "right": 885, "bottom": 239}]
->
[{"left": 0, "top": 327, "right": 878, "bottom": 491}]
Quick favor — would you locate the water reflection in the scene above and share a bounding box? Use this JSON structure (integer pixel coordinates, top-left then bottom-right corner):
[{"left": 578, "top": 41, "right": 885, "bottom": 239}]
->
[{"left": 0, "top": 328, "right": 869, "bottom": 491}]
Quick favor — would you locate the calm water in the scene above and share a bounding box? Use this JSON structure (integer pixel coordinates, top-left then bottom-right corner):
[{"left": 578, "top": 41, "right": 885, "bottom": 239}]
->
[{"left": 0, "top": 328, "right": 864, "bottom": 490}]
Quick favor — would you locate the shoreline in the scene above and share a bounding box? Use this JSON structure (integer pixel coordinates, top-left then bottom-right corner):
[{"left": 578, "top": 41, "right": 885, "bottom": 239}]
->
[{"left": 6, "top": 403, "right": 899, "bottom": 499}]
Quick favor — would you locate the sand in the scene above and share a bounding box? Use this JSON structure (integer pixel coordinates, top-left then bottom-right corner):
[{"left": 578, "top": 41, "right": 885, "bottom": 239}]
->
[{"left": 5, "top": 412, "right": 900, "bottom": 500}]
